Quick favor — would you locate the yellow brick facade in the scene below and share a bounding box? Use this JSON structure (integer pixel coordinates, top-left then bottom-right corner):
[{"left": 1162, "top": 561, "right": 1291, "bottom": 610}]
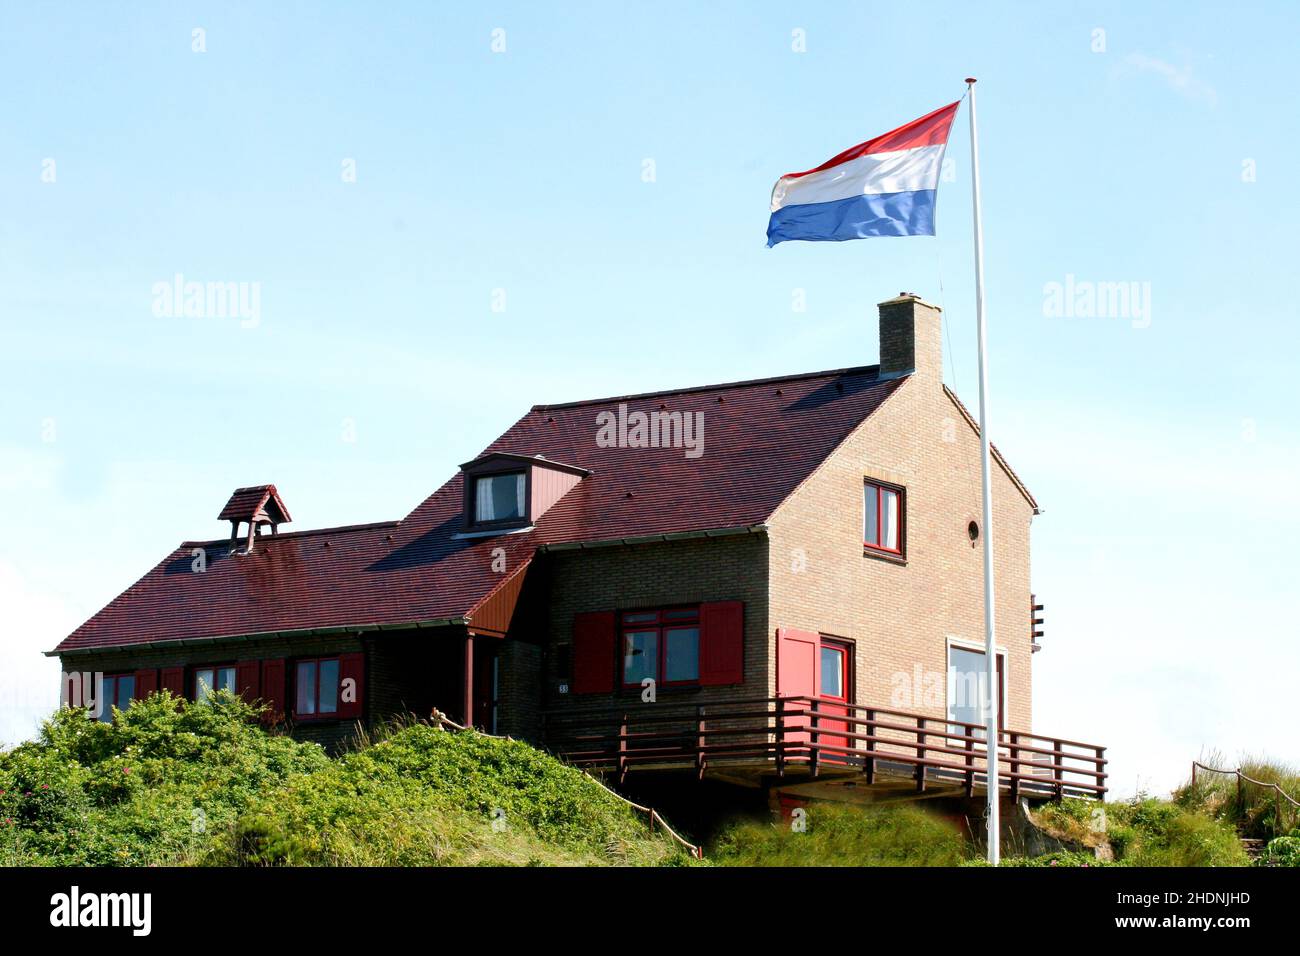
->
[{"left": 766, "top": 297, "right": 1037, "bottom": 731}]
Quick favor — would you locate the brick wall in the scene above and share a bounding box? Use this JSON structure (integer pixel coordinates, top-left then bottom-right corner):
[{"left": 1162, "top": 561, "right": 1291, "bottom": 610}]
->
[
  {"left": 534, "top": 534, "right": 769, "bottom": 738},
  {"left": 767, "top": 313, "right": 1037, "bottom": 731}
]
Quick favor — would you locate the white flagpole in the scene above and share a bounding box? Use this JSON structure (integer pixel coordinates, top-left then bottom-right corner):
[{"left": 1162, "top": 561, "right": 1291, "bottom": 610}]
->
[{"left": 965, "top": 76, "right": 1000, "bottom": 865}]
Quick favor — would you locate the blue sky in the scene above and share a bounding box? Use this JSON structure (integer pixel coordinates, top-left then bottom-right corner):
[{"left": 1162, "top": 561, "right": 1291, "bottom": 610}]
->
[{"left": 2, "top": 2, "right": 1297, "bottom": 796}]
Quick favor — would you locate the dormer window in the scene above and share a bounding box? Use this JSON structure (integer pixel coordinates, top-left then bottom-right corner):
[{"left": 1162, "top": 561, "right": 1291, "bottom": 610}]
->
[
  {"left": 459, "top": 452, "right": 591, "bottom": 534},
  {"left": 474, "top": 472, "right": 526, "bottom": 524}
]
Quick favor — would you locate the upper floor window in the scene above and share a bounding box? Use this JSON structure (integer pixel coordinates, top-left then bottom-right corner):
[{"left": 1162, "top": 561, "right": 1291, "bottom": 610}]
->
[
  {"left": 98, "top": 674, "right": 135, "bottom": 723},
  {"left": 864, "top": 479, "right": 903, "bottom": 555},
  {"left": 621, "top": 606, "right": 700, "bottom": 687},
  {"left": 295, "top": 657, "right": 340, "bottom": 717},
  {"left": 194, "top": 665, "right": 236, "bottom": 703},
  {"left": 473, "top": 472, "right": 526, "bottom": 525}
]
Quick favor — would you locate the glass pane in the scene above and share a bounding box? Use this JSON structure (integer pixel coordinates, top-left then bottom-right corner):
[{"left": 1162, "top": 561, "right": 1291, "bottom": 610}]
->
[
  {"left": 97, "top": 677, "right": 115, "bottom": 722},
  {"left": 622, "top": 611, "right": 657, "bottom": 624},
  {"left": 296, "top": 661, "right": 317, "bottom": 715},
  {"left": 662, "top": 608, "right": 698, "bottom": 621},
  {"left": 864, "top": 484, "right": 878, "bottom": 545},
  {"left": 217, "top": 667, "right": 237, "bottom": 694},
  {"left": 881, "top": 489, "right": 899, "bottom": 550},
  {"left": 117, "top": 676, "right": 135, "bottom": 711},
  {"left": 195, "top": 668, "right": 214, "bottom": 703},
  {"left": 476, "top": 473, "right": 525, "bottom": 522},
  {"left": 622, "top": 630, "right": 658, "bottom": 685},
  {"left": 949, "top": 647, "right": 986, "bottom": 734},
  {"left": 820, "top": 647, "right": 844, "bottom": 698},
  {"left": 319, "top": 659, "right": 339, "bottom": 714},
  {"left": 664, "top": 627, "right": 700, "bottom": 682}
]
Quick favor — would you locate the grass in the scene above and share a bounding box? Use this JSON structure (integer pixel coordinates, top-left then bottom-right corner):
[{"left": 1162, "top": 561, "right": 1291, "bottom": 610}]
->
[
  {"left": 1174, "top": 751, "right": 1300, "bottom": 840},
  {"left": 1032, "top": 796, "right": 1249, "bottom": 867},
  {"left": 709, "top": 801, "right": 972, "bottom": 866}
]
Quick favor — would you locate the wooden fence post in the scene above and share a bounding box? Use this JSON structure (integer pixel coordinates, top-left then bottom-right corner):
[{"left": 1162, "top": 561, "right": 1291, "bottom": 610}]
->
[
  {"left": 915, "top": 717, "right": 927, "bottom": 792},
  {"left": 965, "top": 727, "right": 977, "bottom": 798},
  {"left": 775, "top": 697, "right": 786, "bottom": 778},
  {"left": 1008, "top": 731, "right": 1020, "bottom": 800},
  {"left": 1052, "top": 739, "right": 1064, "bottom": 801},
  {"left": 696, "top": 705, "right": 707, "bottom": 780},
  {"left": 618, "top": 714, "right": 628, "bottom": 785},
  {"left": 809, "top": 699, "right": 820, "bottom": 778},
  {"left": 864, "top": 708, "right": 876, "bottom": 785}
]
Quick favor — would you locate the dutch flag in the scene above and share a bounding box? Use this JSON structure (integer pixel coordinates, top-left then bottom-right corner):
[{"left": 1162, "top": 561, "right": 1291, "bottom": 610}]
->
[{"left": 767, "top": 101, "right": 960, "bottom": 247}]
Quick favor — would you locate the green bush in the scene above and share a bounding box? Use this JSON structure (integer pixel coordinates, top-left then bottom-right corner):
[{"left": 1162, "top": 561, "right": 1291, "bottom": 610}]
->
[
  {"left": 710, "top": 801, "right": 972, "bottom": 867},
  {"left": 1260, "top": 835, "right": 1300, "bottom": 867},
  {"left": 0, "top": 697, "right": 689, "bottom": 867},
  {"left": 208, "top": 722, "right": 688, "bottom": 866},
  {"left": 0, "top": 692, "right": 327, "bottom": 866}
]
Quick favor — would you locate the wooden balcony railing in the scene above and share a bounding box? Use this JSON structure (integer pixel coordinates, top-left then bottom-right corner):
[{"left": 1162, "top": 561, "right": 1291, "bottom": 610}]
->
[{"left": 542, "top": 694, "right": 1107, "bottom": 800}]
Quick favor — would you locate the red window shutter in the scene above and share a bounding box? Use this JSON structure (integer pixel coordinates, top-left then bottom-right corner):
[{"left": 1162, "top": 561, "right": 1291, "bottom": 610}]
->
[
  {"left": 133, "top": 669, "right": 159, "bottom": 700},
  {"left": 159, "top": 667, "right": 185, "bottom": 699},
  {"left": 338, "top": 652, "right": 365, "bottom": 719},
  {"left": 260, "top": 659, "right": 286, "bottom": 724},
  {"left": 572, "top": 611, "right": 616, "bottom": 694},
  {"left": 235, "top": 660, "right": 261, "bottom": 704},
  {"left": 62, "top": 671, "right": 79, "bottom": 709},
  {"left": 699, "top": 601, "right": 744, "bottom": 686}
]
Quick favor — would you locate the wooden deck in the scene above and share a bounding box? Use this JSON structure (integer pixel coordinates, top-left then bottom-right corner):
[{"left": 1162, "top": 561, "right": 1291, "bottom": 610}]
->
[{"left": 543, "top": 695, "right": 1107, "bottom": 800}]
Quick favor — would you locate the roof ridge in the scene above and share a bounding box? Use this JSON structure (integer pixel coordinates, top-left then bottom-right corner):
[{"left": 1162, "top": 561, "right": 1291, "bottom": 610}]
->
[
  {"left": 531, "top": 364, "right": 882, "bottom": 411},
  {"left": 941, "top": 384, "right": 1039, "bottom": 512},
  {"left": 179, "top": 519, "right": 399, "bottom": 548}
]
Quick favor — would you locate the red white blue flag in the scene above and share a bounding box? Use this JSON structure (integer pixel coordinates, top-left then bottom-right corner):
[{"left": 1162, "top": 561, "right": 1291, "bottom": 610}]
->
[{"left": 767, "top": 101, "right": 960, "bottom": 246}]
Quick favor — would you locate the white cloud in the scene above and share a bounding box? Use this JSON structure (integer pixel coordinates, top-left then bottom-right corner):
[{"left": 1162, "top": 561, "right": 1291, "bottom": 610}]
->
[{"left": 1119, "top": 53, "right": 1218, "bottom": 107}]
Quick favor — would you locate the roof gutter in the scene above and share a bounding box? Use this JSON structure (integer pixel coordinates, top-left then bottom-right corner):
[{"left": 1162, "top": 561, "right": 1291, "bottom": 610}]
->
[
  {"left": 47, "top": 617, "right": 469, "bottom": 658},
  {"left": 536, "top": 523, "right": 769, "bottom": 553}
]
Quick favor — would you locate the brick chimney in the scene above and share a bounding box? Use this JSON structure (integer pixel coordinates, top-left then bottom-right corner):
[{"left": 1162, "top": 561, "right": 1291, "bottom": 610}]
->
[{"left": 878, "top": 293, "right": 942, "bottom": 381}]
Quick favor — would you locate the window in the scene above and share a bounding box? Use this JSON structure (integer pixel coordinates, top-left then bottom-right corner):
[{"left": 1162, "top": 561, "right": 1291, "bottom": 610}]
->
[
  {"left": 620, "top": 607, "right": 700, "bottom": 687},
  {"left": 194, "top": 665, "right": 236, "bottom": 703},
  {"left": 819, "top": 645, "right": 845, "bottom": 699},
  {"left": 864, "top": 480, "right": 903, "bottom": 554},
  {"left": 473, "top": 472, "right": 526, "bottom": 524},
  {"left": 97, "top": 674, "right": 135, "bottom": 723},
  {"left": 948, "top": 644, "right": 1005, "bottom": 736},
  {"left": 295, "top": 657, "right": 340, "bottom": 717}
]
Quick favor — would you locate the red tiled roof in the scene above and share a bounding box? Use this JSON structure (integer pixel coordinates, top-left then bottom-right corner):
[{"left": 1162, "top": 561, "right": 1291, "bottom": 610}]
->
[
  {"left": 55, "top": 365, "right": 906, "bottom": 653},
  {"left": 217, "top": 484, "right": 292, "bottom": 524}
]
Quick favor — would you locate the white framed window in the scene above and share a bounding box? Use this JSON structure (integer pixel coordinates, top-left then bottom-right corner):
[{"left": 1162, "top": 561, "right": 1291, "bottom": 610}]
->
[{"left": 946, "top": 641, "right": 1006, "bottom": 738}]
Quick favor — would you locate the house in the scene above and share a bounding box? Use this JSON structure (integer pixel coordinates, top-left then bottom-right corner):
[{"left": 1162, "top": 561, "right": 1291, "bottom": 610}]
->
[{"left": 51, "top": 294, "right": 1105, "bottom": 804}]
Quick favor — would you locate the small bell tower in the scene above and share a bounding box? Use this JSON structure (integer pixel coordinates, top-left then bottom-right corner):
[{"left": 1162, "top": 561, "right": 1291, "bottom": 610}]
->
[{"left": 218, "top": 484, "right": 292, "bottom": 554}]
